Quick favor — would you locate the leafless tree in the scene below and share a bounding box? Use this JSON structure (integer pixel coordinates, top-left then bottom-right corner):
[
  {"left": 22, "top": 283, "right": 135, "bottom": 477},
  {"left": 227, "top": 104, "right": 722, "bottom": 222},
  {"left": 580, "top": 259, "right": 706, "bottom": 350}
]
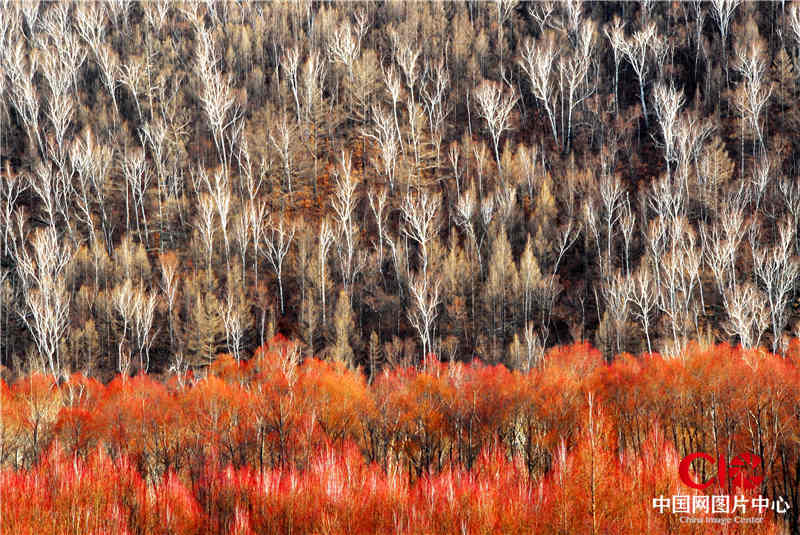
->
[
  {"left": 368, "top": 186, "right": 389, "bottom": 269},
  {"left": 790, "top": 4, "right": 800, "bottom": 58},
  {"left": 598, "top": 173, "right": 625, "bottom": 266},
  {"left": 107, "top": 0, "right": 133, "bottom": 33},
  {"left": 328, "top": 19, "right": 361, "bottom": 78},
  {"left": 235, "top": 141, "right": 263, "bottom": 203},
  {"left": 40, "top": 5, "right": 87, "bottom": 97},
  {"left": 628, "top": 264, "right": 657, "bottom": 354},
  {"left": 75, "top": 2, "right": 107, "bottom": 59},
  {"left": 618, "top": 22, "right": 659, "bottom": 125},
  {"left": 653, "top": 83, "right": 686, "bottom": 177},
  {"left": 658, "top": 221, "right": 703, "bottom": 346},
  {"left": 750, "top": 153, "right": 771, "bottom": 213},
  {"left": 263, "top": 216, "right": 296, "bottom": 315},
  {"left": 233, "top": 209, "right": 250, "bottom": 285},
  {"left": 70, "top": 129, "right": 113, "bottom": 252},
  {"left": 0, "top": 166, "right": 26, "bottom": 255},
  {"left": 472, "top": 140, "right": 490, "bottom": 196},
  {"left": 142, "top": 0, "right": 171, "bottom": 33},
  {"left": 648, "top": 172, "right": 685, "bottom": 224},
  {"left": 674, "top": 110, "right": 714, "bottom": 195},
  {"left": 246, "top": 199, "right": 268, "bottom": 287},
  {"left": 620, "top": 198, "right": 636, "bottom": 275},
  {"left": 710, "top": 0, "right": 741, "bottom": 83},
  {"left": 281, "top": 45, "right": 302, "bottom": 123},
  {"left": 448, "top": 143, "right": 464, "bottom": 196},
  {"left": 122, "top": 148, "right": 152, "bottom": 244},
  {"left": 317, "top": 218, "right": 335, "bottom": 324},
  {"left": 455, "top": 186, "right": 481, "bottom": 272},
  {"left": 723, "top": 282, "right": 768, "bottom": 350},
  {"left": 139, "top": 119, "right": 172, "bottom": 249},
  {"left": 159, "top": 252, "right": 179, "bottom": 350},
  {"left": 96, "top": 44, "right": 120, "bottom": 115},
  {"left": 688, "top": 0, "right": 707, "bottom": 75},
  {"left": 481, "top": 192, "right": 496, "bottom": 235},
  {"left": 394, "top": 35, "right": 420, "bottom": 111},
  {"left": 382, "top": 64, "right": 404, "bottom": 153},
  {"left": 421, "top": 57, "right": 450, "bottom": 166},
  {"left": 752, "top": 220, "right": 799, "bottom": 353},
  {"left": 552, "top": 217, "right": 581, "bottom": 280},
  {"left": 224, "top": 291, "right": 244, "bottom": 363},
  {"left": 408, "top": 272, "right": 441, "bottom": 365},
  {"left": 269, "top": 114, "right": 296, "bottom": 195},
  {"left": 473, "top": 79, "right": 517, "bottom": 171},
  {"left": 779, "top": 178, "right": 800, "bottom": 252},
  {"left": 402, "top": 189, "right": 440, "bottom": 281},
  {"left": 365, "top": 106, "right": 399, "bottom": 192},
  {"left": 45, "top": 89, "right": 74, "bottom": 168},
  {"left": 559, "top": 20, "right": 596, "bottom": 151},
  {"left": 523, "top": 322, "right": 545, "bottom": 371},
  {"left": 71, "top": 152, "right": 100, "bottom": 254},
  {"left": 19, "top": 1, "right": 40, "bottom": 33},
  {"left": 118, "top": 54, "right": 152, "bottom": 121},
  {"left": 15, "top": 226, "right": 73, "bottom": 377},
  {"left": 196, "top": 193, "right": 217, "bottom": 283},
  {"left": 602, "top": 271, "right": 630, "bottom": 356},
  {"left": 528, "top": 1, "right": 559, "bottom": 35},
  {"left": 702, "top": 201, "right": 746, "bottom": 305},
  {"left": 331, "top": 151, "right": 364, "bottom": 298},
  {"left": 131, "top": 288, "right": 157, "bottom": 373},
  {"left": 196, "top": 34, "right": 241, "bottom": 172},
  {"left": 26, "top": 163, "right": 57, "bottom": 230},
  {"left": 6, "top": 41, "right": 43, "bottom": 155},
  {"left": 301, "top": 49, "right": 327, "bottom": 122},
  {"left": 204, "top": 168, "right": 232, "bottom": 270},
  {"left": 405, "top": 98, "right": 425, "bottom": 171},
  {"left": 112, "top": 278, "right": 135, "bottom": 333},
  {"left": 494, "top": 0, "right": 519, "bottom": 83},
  {"left": 732, "top": 43, "right": 771, "bottom": 152},
  {"left": 518, "top": 37, "right": 558, "bottom": 144},
  {"left": 604, "top": 16, "right": 625, "bottom": 114}
]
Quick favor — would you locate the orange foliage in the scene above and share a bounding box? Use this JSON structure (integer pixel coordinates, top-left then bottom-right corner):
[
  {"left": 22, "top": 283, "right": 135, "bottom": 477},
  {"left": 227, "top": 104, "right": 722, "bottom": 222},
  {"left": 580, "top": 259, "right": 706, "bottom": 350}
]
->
[{"left": 2, "top": 337, "right": 798, "bottom": 534}]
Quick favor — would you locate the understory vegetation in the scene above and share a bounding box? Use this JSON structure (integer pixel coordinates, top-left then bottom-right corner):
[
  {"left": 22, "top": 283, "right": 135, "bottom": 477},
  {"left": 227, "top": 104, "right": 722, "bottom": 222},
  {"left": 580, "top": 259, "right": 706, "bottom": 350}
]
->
[{"left": 2, "top": 338, "right": 800, "bottom": 533}]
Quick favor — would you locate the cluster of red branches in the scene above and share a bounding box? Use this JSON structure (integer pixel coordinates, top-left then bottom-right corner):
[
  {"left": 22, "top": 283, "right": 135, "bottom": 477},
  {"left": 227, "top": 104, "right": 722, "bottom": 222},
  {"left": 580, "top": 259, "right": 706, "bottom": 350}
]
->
[{"left": 2, "top": 337, "right": 799, "bottom": 534}]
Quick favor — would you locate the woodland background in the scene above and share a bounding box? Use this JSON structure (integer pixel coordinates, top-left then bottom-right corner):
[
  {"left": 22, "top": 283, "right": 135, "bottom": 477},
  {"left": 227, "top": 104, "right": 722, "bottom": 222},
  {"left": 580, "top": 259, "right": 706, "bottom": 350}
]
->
[
  {"left": 2, "top": 1, "right": 800, "bottom": 534},
  {"left": 1, "top": 1, "right": 800, "bottom": 377}
]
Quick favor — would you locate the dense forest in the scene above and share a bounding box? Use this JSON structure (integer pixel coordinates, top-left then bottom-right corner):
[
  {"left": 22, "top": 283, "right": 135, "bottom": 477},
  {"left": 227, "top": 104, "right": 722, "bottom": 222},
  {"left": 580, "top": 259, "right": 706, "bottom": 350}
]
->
[
  {"left": 3, "top": 339, "right": 800, "bottom": 533},
  {"left": 1, "top": 0, "right": 800, "bottom": 533},
  {"left": 1, "top": 0, "right": 799, "bottom": 377}
]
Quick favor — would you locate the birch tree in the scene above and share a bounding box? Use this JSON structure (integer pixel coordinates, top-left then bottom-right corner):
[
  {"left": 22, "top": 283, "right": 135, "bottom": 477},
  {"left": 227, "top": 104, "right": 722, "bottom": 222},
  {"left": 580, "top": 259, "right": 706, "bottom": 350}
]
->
[
  {"left": 15, "top": 226, "right": 74, "bottom": 377},
  {"left": 628, "top": 264, "right": 657, "bottom": 354},
  {"left": 618, "top": 22, "right": 659, "bottom": 125},
  {"left": 317, "top": 218, "right": 334, "bottom": 324},
  {"left": 752, "top": 220, "right": 799, "bottom": 353},
  {"left": 473, "top": 80, "right": 518, "bottom": 172},
  {"left": 401, "top": 189, "right": 439, "bottom": 281},
  {"left": 710, "top": 0, "right": 741, "bottom": 83},
  {"left": 604, "top": 16, "right": 625, "bottom": 114},
  {"left": 723, "top": 282, "right": 768, "bottom": 350},
  {"left": 653, "top": 83, "right": 685, "bottom": 177},
  {"left": 159, "top": 251, "right": 179, "bottom": 350},
  {"left": 331, "top": 152, "right": 364, "bottom": 298},
  {"left": 0, "top": 167, "right": 26, "bottom": 255},
  {"left": 262, "top": 217, "right": 296, "bottom": 315},
  {"left": 408, "top": 272, "right": 441, "bottom": 365},
  {"left": 365, "top": 106, "right": 399, "bottom": 192}
]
